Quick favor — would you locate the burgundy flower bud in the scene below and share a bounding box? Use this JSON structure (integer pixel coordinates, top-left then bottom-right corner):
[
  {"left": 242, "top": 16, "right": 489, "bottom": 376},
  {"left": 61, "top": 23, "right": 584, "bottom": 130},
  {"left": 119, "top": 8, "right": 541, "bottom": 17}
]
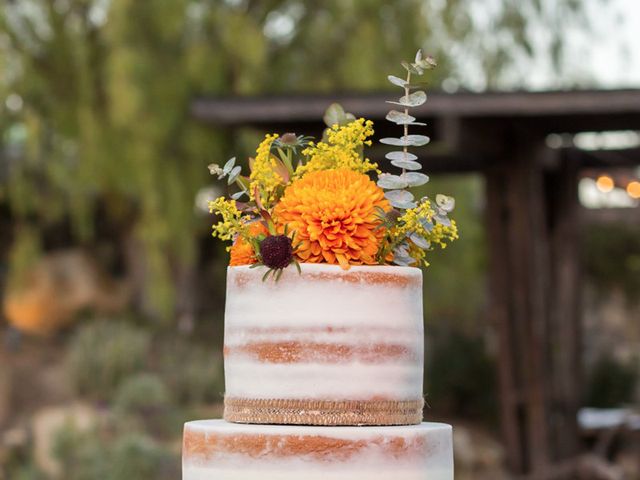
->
[{"left": 260, "top": 235, "right": 294, "bottom": 270}]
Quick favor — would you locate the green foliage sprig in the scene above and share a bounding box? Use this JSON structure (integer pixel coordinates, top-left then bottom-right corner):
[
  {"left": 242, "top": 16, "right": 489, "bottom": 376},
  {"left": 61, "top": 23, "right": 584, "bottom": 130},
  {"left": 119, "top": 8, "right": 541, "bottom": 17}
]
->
[{"left": 376, "top": 50, "right": 458, "bottom": 266}]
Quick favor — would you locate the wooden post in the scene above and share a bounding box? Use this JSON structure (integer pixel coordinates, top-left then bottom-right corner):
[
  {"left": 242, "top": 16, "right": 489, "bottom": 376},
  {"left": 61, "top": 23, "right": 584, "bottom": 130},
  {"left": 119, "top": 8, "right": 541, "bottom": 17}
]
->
[
  {"left": 545, "top": 149, "right": 582, "bottom": 461},
  {"left": 486, "top": 129, "right": 553, "bottom": 474}
]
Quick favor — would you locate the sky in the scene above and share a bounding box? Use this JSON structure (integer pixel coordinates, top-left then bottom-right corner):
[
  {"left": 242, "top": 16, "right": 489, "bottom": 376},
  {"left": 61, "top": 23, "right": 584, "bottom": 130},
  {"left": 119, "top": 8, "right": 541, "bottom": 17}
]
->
[{"left": 581, "top": 0, "right": 640, "bottom": 88}]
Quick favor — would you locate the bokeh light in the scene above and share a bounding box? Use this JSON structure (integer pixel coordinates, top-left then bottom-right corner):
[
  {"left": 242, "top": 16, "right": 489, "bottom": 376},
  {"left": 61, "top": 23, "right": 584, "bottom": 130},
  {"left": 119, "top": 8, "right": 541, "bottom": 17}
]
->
[
  {"left": 595, "top": 175, "right": 615, "bottom": 192},
  {"left": 627, "top": 180, "right": 640, "bottom": 199}
]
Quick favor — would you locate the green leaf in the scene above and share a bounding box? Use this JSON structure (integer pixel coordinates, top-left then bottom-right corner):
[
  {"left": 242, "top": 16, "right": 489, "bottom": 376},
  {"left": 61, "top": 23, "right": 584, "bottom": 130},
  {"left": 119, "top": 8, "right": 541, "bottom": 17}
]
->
[
  {"left": 391, "top": 159, "right": 422, "bottom": 171},
  {"left": 380, "top": 137, "right": 407, "bottom": 147},
  {"left": 262, "top": 269, "right": 273, "bottom": 282},
  {"left": 387, "top": 91, "right": 427, "bottom": 107},
  {"left": 386, "top": 151, "right": 418, "bottom": 162},
  {"left": 436, "top": 194, "right": 456, "bottom": 212},
  {"left": 381, "top": 135, "right": 430, "bottom": 147},
  {"left": 402, "top": 172, "right": 429, "bottom": 187},
  {"left": 404, "top": 134, "right": 430, "bottom": 146},
  {"left": 227, "top": 165, "right": 242, "bottom": 184},
  {"left": 409, "top": 232, "right": 431, "bottom": 249},
  {"left": 401, "top": 61, "right": 423, "bottom": 75},
  {"left": 323, "top": 103, "right": 345, "bottom": 127},
  {"left": 387, "top": 75, "right": 407, "bottom": 87},
  {"left": 434, "top": 213, "right": 452, "bottom": 227},
  {"left": 377, "top": 174, "right": 408, "bottom": 189},
  {"left": 386, "top": 110, "right": 416, "bottom": 125},
  {"left": 223, "top": 157, "right": 236, "bottom": 175},
  {"left": 385, "top": 189, "right": 416, "bottom": 209}
]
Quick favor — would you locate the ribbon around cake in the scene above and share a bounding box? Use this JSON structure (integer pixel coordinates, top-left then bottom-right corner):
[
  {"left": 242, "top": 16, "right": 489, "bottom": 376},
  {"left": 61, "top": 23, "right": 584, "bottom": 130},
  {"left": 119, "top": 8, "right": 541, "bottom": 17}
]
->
[{"left": 224, "top": 397, "right": 425, "bottom": 426}]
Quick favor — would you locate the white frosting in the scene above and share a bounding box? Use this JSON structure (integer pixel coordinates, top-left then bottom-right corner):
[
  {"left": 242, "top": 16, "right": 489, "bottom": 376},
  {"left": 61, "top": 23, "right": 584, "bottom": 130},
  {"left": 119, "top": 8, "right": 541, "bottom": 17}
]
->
[
  {"left": 183, "top": 420, "right": 453, "bottom": 480},
  {"left": 225, "top": 362, "right": 422, "bottom": 399},
  {"left": 224, "top": 264, "right": 424, "bottom": 402},
  {"left": 183, "top": 466, "right": 452, "bottom": 480}
]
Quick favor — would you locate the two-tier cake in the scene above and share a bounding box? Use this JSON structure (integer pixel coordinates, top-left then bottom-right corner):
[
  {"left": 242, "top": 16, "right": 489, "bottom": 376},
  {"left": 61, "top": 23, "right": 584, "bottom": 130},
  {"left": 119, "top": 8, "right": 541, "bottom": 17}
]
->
[
  {"left": 184, "top": 49, "right": 457, "bottom": 479},
  {"left": 183, "top": 265, "right": 453, "bottom": 479}
]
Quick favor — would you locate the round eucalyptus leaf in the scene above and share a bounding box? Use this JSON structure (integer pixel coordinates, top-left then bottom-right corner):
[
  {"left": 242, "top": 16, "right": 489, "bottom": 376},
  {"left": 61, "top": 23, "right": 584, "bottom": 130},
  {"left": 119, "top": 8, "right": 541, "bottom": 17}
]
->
[
  {"left": 386, "top": 91, "right": 427, "bottom": 107},
  {"left": 387, "top": 75, "right": 407, "bottom": 87},
  {"left": 419, "top": 217, "right": 434, "bottom": 232},
  {"left": 401, "top": 91, "right": 427, "bottom": 107},
  {"left": 401, "top": 61, "right": 423, "bottom": 75},
  {"left": 377, "top": 174, "right": 408, "bottom": 189},
  {"left": 386, "top": 110, "right": 416, "bottom": 125},
  {"left": 384, "top": 190, "right": 413, "bottom": 207},
  {"left": 391, "top": 159, "right": 422, "bottom": 171},
  {"left": 402, "top": 172, "right": 429, "bottom": 187},
  {"left": 393, "top": 256, "right": 413, "bottom": 267},
  {"left": 434, "top": 213, "right": 452, "bottom": 227},
  {"left": 404, "top": 134, "right": 430, "bottom": 146},
  {"left": 386, "top": 151, "right": 418, "bottom": 162},
  {"left": 394, "top": 243, "right": 409, "bottom": 257},
  {"left": 323, "top": 103, "right": 345, "bottom": 127},
  {"left": 409, "top": 232, "right": 431, "bottom": 249},
  {"left": 436, "top": 194, "right": 455, "bottom": 212},
  {"left": 380, "top": 137, "right": 406, "bottom": 147},
  {"left": 227, "top": 165, "right": 242, "bottom": 184}
]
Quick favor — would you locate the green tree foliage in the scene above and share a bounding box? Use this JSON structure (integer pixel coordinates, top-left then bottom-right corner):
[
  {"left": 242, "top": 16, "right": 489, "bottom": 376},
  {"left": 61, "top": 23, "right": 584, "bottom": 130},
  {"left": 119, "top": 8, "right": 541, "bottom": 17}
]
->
[{"left": 0, "top": 0, "right": 593, "bottom": 321}]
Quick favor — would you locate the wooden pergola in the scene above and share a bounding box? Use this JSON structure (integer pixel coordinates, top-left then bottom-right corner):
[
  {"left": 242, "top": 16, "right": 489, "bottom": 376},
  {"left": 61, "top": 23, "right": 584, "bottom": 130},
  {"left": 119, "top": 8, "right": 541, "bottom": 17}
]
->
[{"left": 191, "top": 89, "right": 640, "bottom": 477}]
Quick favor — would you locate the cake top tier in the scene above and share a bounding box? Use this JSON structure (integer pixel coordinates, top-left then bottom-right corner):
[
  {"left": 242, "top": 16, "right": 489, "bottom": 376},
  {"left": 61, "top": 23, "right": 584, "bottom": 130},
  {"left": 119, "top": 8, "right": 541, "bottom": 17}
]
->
[{"left": 224, "top": 263, "right": 425, "bottom": 425}]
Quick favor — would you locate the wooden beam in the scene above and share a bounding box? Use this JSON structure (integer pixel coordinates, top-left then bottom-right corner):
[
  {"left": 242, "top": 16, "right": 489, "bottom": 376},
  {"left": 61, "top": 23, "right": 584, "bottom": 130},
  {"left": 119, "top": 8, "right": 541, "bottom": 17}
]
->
[{"left": 191, "top": 89, "right": 640, "bottom": 126}]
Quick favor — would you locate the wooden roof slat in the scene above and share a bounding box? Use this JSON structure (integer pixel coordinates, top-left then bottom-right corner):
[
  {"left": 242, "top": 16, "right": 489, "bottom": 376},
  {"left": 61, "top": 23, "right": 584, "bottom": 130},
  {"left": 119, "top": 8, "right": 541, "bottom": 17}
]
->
[{"left": 192, "top": 89, "right": 640, "bottom": 126}]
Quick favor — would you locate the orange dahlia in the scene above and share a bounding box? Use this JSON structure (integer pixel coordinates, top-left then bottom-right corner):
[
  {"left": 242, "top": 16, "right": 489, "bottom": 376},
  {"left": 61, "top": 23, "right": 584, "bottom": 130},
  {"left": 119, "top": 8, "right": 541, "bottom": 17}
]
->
[
  {"left": 229, "top": 222, "right": 269, "bottom": 266},
  {"left": 274, "top": 169, "right": 390, "bottom": 269}
]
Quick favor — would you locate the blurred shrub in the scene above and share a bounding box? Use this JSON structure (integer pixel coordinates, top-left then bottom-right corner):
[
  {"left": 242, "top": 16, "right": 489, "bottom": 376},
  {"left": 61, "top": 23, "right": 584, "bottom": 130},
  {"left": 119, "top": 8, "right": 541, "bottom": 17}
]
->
[
  {"left": 426, "top": 332, "right": 497, "bottom": 421},
  {"left": 158, "top": 339, "right": 223, "bottom": 405},
  {"left": 113, "top": 373, "right": 183, "bottom": 438},
  {"left": 586, "top": 354, "right": 638, "bottom": 408},
  {"left": 53, "top": 426, "right": 178, "bottom": 480},
  {"left": 109, "top": 434, "right": 177, "bottom": 480},
  {"left": 67, "top": 320, "right": 151, "bottom": 401},
  {"left": 584, "top": 223, "right": 640, "bottom": 304},
  {"left": 114, "top": 373, "right": 172, "bottom": 417}
]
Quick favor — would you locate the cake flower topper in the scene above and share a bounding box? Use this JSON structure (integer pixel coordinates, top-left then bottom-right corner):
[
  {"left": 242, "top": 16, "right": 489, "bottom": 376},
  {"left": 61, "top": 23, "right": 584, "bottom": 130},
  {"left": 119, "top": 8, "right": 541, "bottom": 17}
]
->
[{"left": 208, "top": 50, "right": 458, "bottom": 278}]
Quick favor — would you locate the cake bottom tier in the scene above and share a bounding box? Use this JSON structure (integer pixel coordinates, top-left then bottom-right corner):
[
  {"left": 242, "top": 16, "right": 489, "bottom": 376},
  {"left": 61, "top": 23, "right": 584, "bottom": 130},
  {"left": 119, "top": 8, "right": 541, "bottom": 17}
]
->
[{"left": 183, "top": 420, "right": 453, "bottom": 480}]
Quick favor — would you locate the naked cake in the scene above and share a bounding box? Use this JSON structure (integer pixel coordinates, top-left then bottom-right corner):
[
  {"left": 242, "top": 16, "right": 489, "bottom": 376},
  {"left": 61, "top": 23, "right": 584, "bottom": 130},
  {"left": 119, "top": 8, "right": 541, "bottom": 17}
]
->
[{"left": 184, "top": 49, "right": 457, "bottom": 479}]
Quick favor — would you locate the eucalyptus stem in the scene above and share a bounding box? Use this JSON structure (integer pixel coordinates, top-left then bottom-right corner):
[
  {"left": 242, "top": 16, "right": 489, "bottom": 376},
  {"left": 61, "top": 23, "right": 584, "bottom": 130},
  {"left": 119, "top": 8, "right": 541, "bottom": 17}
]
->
[{"left": 402, "top": 70, "right": 411, "bottom": 176}]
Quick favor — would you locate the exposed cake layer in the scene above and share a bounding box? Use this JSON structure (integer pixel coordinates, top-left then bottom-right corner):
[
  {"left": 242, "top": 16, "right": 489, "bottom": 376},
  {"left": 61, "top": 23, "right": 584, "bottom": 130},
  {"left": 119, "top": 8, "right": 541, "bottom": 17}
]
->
[
  {"left": 183, "top": 420, "right": 453, "bottom": 480},
  {"left": 223, "top": 264, "right": 424, "bottom": 425}
]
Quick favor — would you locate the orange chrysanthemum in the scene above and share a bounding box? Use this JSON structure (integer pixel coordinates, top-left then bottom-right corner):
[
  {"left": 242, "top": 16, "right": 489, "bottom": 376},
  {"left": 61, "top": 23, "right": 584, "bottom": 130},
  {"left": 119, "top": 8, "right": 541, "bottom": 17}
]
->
[
  {"left": 274, "top": 169, "right": 390, "bottom": 269},
  {"left": 229, "top": 222, "right": 269, "bottom": 266}
]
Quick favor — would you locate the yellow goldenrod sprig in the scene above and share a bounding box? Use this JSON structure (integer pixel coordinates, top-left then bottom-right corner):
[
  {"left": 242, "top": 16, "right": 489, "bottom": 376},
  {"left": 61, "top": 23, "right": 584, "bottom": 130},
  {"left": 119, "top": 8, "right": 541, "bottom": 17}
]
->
[
  {"left": 208, "top": 197, "right": 251, "bottom": 242},
  {"left": 249, "top": 134, "right": 286, "bottom": 209},
  {"left": 295, "top": 118, "right": 379, "bottom": 178}
]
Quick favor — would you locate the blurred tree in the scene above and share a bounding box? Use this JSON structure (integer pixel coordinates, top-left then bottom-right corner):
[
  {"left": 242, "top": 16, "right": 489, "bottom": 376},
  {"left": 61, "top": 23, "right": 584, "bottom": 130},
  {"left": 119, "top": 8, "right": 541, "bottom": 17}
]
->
[{"left": 0, "top": 0, "right": 593, "bottom": 322}]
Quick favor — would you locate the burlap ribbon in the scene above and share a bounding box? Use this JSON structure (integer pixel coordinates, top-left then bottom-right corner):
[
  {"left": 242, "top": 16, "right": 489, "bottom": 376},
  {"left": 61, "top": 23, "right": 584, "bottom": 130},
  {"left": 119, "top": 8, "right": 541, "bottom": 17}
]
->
[{"left": 224, "top": 397, "right": 424, "bottom": 426}]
